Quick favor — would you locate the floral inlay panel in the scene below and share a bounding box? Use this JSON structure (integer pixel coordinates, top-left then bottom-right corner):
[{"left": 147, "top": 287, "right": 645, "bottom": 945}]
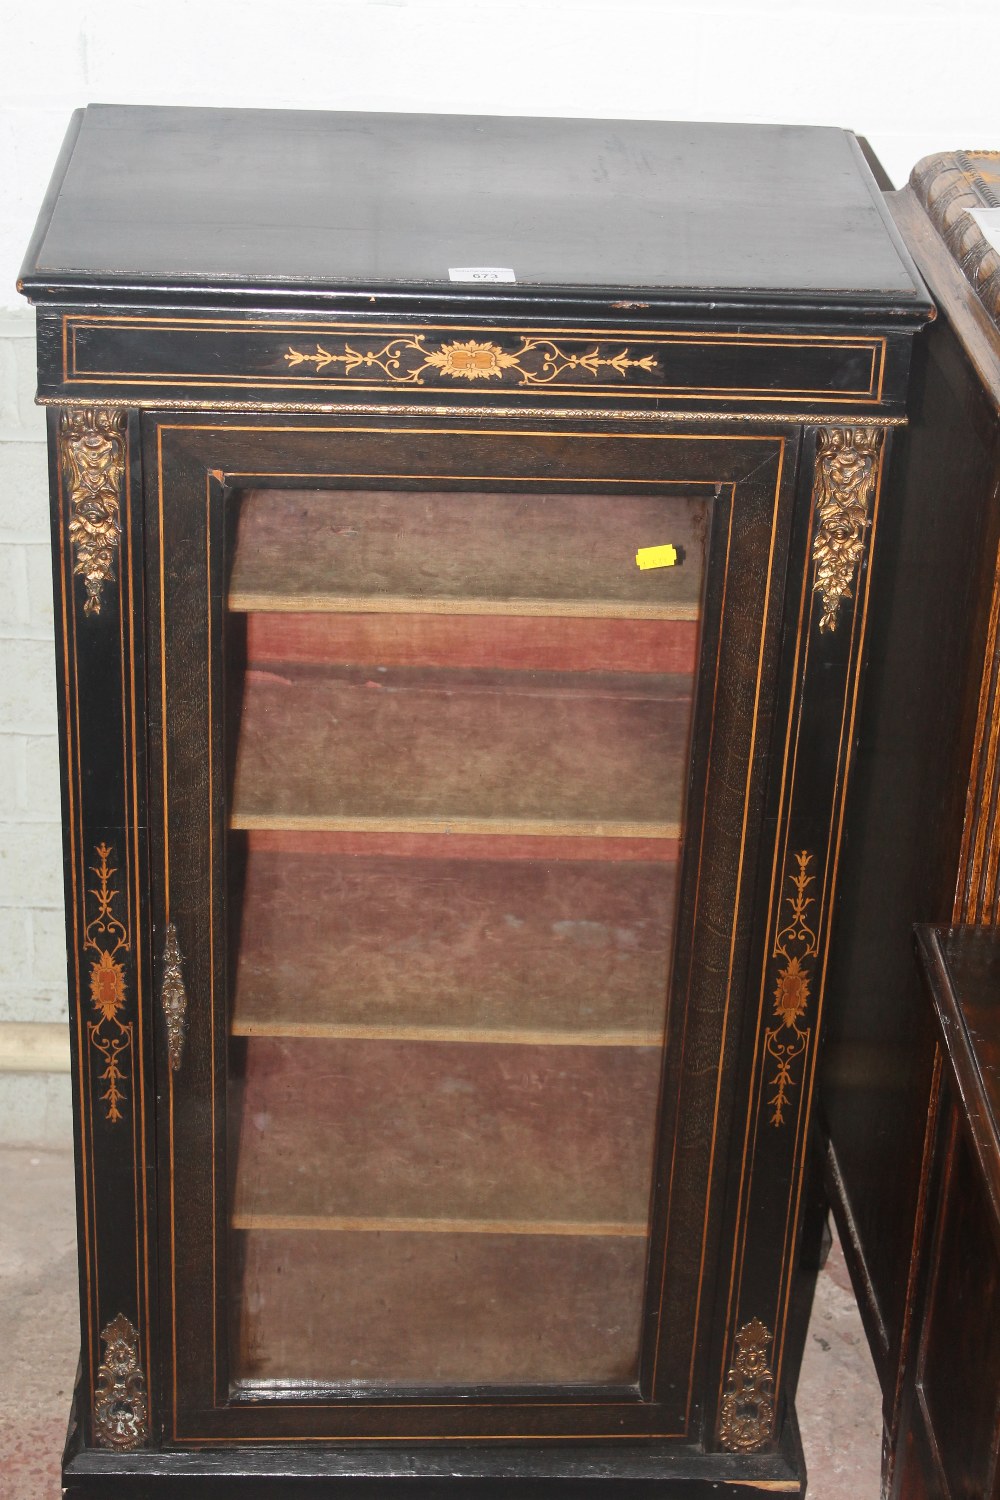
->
[
  {"left": 284, "top": 334, "right": 659, "bottom": 388},
  {"left": 764, "top": 850, "right": 818, "bottom": 1128},
  {"left": 84, "top": 842, "right": 132, "bottom": 1123}
]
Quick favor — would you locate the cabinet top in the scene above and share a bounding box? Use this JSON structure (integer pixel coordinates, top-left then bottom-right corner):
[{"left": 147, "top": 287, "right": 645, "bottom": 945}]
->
[{"left": 19, "top": 104, "right": 929, "bottom": 319}]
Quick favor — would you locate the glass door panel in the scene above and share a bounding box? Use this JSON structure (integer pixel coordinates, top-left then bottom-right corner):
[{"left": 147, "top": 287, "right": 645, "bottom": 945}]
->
[{"left": 223, "top": 486, "right": 707, "bottom": 1392}]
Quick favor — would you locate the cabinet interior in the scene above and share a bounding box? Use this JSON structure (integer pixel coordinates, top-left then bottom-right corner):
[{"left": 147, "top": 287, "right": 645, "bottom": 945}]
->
[{"left": 223, "top": 485, "right": 706, "bottom": 1391}]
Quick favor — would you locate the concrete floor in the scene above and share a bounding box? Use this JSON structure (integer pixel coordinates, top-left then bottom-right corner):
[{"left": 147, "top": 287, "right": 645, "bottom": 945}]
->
[
  {"left": 1, "top": 1147, "right": 80, "bottom": 1500},
  {"left": 0, "top": 1144, "right": 883, "bottom": 1499},
  {"left": 798, "top": 1230, "right": 884, "bottom": 1497}
]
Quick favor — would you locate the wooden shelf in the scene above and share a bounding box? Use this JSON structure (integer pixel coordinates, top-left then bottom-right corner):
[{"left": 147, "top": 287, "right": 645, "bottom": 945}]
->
[
  {"left": 230, "top": 1036, "right": 662, "bottom": 1227},
  {"left": 239, "top": 827, "right": 680, "bottom": 862},
  {"left": 228, "top": 487, "right": 707, "bottom": 618},
  {"left": 245, "top": 611, "right": 700, "bottom": 675},
  {"left": 235, "top": 594, "right": 697, "bottom": 620},
  {"left": 230, "top": 1228, "right": 646, "bottom": 1386},
  {"left": 231, "top": 849, "right": 675, "bottom": 1043},
  {"left": 232, "top": 812, "right": 680, "bottom": 838},
  {"left": 231, "top": 1213, "right": 646, "bottom": 1238},
  {"left": 232, "top": 1021, "right": 663, "bottom": 1047},
  {"left": 231, "top": 665, "right": 692, "bottom": 835}
]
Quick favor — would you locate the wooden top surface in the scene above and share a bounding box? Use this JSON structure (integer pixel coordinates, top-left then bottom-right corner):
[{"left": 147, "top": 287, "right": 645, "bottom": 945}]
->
[{"left": 19, "top": 105, "right": 928, "bottom": 313}]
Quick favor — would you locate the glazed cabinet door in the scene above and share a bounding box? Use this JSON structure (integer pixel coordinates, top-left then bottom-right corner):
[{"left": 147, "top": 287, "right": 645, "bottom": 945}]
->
[{"left": 143, "top": 413, "right": 801, "bottom": 1448}]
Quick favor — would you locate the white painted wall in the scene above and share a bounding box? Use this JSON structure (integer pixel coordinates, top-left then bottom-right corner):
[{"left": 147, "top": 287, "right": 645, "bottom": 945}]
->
[{"left": 0, "top": 0, "right": 995, "bottom": 1139}]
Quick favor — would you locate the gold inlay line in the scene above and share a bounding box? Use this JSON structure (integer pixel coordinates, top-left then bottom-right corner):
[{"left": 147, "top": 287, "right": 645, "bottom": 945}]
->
[{"left": 64, "top": 311, "right": 886, "bottom": 342}]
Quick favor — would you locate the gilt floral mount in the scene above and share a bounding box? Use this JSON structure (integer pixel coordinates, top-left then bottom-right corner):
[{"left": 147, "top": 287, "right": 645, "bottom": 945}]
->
[
  {"left": 811, "top": 425, "right": 882, "bottom": 633},
  {"left": 59, "top": 407, "right": 126, "bottom": 618},
  {"left": 284, "top": 334, "right": 658, "bottom": 388}
]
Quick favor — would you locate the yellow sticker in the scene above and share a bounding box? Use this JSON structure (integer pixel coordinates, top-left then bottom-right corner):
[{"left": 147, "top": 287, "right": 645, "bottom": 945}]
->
[{"left": 635, "top": 544, "right": 678, "bottom": 571}]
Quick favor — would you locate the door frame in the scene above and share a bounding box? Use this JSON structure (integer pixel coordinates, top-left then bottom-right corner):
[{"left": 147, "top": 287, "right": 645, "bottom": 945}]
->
[{"left": 141, "top": 412, "right": 800, "bottom": 1446}]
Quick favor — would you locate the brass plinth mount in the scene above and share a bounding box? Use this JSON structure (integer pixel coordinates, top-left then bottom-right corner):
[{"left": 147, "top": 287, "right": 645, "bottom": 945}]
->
[
  {"left": 719, "top": 1318, "right": 776, "bottom": 1453},
  {"left": 93, "top": 1313, "right": 148, "bottom": 1450}
]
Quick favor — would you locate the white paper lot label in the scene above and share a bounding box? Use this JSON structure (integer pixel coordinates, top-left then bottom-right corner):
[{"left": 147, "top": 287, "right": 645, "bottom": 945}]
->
[{"left": 448, "top": 267, "right": 517, "bottom": 283}]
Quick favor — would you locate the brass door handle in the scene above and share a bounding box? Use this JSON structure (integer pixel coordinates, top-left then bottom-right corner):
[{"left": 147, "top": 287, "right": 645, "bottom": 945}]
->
[{"left": 160, "top": 923, "right": 188, "bottom": 1072}]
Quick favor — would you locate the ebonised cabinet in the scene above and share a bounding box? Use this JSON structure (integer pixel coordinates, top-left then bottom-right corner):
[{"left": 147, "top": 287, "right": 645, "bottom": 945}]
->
[{"left": 18, "top": 104, "right": 931, "bottom": 1498}]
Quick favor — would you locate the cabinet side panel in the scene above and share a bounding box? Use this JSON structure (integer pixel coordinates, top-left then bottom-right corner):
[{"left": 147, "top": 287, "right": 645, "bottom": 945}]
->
[
  {"left": 819, "top": 326, "right": 1000, "bottom": 1417},
  {"left": 50, "top": 406, "right": 155, "bottom": 1451}
]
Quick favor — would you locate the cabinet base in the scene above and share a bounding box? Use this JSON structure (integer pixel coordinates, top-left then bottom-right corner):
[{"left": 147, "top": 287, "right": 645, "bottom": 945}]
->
[{"left": 63, "top": 1395, "right": 805, "bottom": 1499}]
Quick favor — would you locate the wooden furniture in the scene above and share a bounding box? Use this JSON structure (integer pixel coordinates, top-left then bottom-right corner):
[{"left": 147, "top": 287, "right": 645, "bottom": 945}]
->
[
  {"left": 18, "top": 105, "right": 931, "bottom": 1498},
  {"left": 893, "top": 926, "right": 1000, "bottom": 1497},
  {"left": 818, "top": 149, "right": 1000, "bottom": 1486}
]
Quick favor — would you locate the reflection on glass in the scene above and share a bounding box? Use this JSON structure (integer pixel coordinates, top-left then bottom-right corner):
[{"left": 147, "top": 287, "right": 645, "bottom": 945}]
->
[{"left": 224, "top": 488, "right": 707, "bottom": 1390}]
